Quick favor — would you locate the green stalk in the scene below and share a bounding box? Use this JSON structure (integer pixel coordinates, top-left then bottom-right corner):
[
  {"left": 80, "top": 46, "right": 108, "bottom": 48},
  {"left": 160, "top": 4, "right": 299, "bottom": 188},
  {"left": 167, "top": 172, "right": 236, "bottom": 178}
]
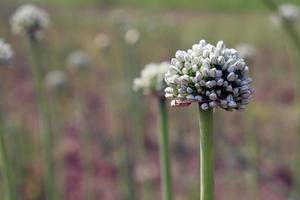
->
[
  {"left": 261, "top": 0, "right": 300, "bottom": 51},
  {"left": 261, "top": 0, "right": 300, "bottom": 197},
  {"left": 158, "top": 98, "right": 173, "bottom": 200},
  {"left": 0, "top": 98, "right": 15, "bottom": 200},
  {"left": 198, "top": 105, "right": 214, "bottom": 200},
  {"left": 120, "top": 138, "right": 135, "bottom": 200},
  {"left": 73, "top": 76, "right": 95, "bottom": 200},
  {"left": 27, "top": 36, "right": 54, "bottom": 200},
  {"left": 245, "top": 114, "right": 260, "bottom": 200}
]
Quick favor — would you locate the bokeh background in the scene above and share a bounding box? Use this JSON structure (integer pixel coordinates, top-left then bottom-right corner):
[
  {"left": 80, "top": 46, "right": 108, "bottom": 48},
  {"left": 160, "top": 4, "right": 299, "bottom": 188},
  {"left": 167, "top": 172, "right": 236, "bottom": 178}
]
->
[{"left": 1, "top": 0, "right": 300, "bottom": 199}]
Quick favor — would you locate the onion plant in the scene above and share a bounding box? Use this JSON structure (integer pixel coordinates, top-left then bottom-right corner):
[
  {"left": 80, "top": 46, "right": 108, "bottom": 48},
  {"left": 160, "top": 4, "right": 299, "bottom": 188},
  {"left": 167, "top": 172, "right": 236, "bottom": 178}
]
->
[{"left": 164, "top": 40, "right": 254, "bottom": 200}]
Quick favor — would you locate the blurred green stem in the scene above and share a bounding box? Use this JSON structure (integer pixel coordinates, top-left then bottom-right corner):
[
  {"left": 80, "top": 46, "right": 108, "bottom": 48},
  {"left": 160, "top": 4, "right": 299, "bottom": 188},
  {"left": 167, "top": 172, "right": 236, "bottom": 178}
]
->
[
  {"left": 73, "top": 76, "right": 95, "bottom": 200},
  {"left": 245, "top": 115, "right": 260, "bottom": 199},
  {"left": 261, "top": 0, "right": 300, "bottom": 51},
  {"left": 158, "top": 98, "right": 173, "bottom": 200},
  {"left": 27, "top": 36, "right": 54, "bottom": 200},
  {"left": 198, "top": 106, "right": 214, "bottom": 200},
  {"left": 0, "top": 92, "right": 15, "bottom": 200},
  {"left": 118, "top": 133, "right": 136, "bottom": 200},
  {"left": 261, "top": 0, "right": 300, "bottom": 197}
]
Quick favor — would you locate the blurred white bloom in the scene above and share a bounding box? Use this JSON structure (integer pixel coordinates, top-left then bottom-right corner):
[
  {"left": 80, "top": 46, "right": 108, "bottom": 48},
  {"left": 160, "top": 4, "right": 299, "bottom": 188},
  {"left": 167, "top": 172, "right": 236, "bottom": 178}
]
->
[
  {"left": 95, "top": 33, "right": 110, "bottom": 49},
  {"left": 278, "top": 4, "right": 300, "bottom": 23},
  {"left": 45, "top": 70, "right": 68, "bottom": 92},
  {"left": 235, "top": 43, "right": 256, "bottom": 63},
  {"left": 67, "top": 51, "right": 90, "bottom": 72},
  {"left": 133, "top": 62, "right": 170, "bottom": 96},
  {"left": 134, "top": 161, "right": 158, "bottom": 183},
  {"left": 165, "top": 40, "right": 254, "bottom": 111},
  {"left": 124, "top": 29, "right": 140, "bottom": 45},
  {"left": 0, "top": 39, "right": 13, "bottom": 65},
  {"left": 10, "top": 4, "right": 49, "bottom": 39},
  {"left": 94, "top": 33, "right": 110, "bottom": 50}
]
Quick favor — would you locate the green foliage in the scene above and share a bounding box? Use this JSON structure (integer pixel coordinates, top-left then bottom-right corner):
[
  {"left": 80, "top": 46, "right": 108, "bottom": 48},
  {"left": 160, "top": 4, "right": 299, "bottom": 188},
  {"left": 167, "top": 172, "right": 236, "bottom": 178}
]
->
[{"left": 10, "top": 0, "right": 300, "bottom": 11}]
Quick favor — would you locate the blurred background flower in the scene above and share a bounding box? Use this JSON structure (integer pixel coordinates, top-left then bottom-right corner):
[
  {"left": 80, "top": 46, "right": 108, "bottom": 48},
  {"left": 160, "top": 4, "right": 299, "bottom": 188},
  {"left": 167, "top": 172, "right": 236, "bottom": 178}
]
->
[
  {"left": 0, "top": 39, "right": 13, "bottom": 66},
  {"left": 10, "top": 4, "right": 49, "bottom": 39}
]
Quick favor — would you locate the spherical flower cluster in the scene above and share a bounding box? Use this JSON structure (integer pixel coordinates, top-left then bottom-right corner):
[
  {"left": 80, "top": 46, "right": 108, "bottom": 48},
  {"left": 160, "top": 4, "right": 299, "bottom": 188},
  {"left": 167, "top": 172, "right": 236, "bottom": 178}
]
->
[
  {"left": 94, "top": 33, "right": 110, "bottom": 50},
  {"left": 67, "top": 51, "right": 90, "bottom": 72},
  {"left": 45, "top": 70, "right": 68, "bottom": 92},
  {"left": 10, "top": 4, "right": 49, "bottom": 39},
  {"left": 164, "top": 40, "right": 254, "bottom": 111},
  {"left": 278, "top": 4, "right": 300, "bottom": 23},
  {"left": 0, "top": 39, "right": 13, "bottom": 65},
  {"left": 124, "top": 29, "right": 140, "bottom": 45},
  {"left": 133, "top": 62, "right": 170, "bottom": 96}
]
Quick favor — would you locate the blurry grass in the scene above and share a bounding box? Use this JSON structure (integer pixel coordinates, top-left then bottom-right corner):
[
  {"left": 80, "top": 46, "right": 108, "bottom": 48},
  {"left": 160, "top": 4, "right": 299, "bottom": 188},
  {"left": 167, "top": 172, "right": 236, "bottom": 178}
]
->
[{"left": 4, "top": 0, "right": 300, "bottom": 11}]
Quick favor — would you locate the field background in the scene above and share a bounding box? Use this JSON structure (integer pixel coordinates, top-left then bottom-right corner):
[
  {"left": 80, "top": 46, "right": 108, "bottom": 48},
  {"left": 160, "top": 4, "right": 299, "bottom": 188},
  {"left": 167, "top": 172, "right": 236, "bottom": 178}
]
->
[
  {"left": 2, "top": 0, "right": 300, "bottom": 10},
  {"left": 0, "top": 0, "right": 300, "bottom": 200}
]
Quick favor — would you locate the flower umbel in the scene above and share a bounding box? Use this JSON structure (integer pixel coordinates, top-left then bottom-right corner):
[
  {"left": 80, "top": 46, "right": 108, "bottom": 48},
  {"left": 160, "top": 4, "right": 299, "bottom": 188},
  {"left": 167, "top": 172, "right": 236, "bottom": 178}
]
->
[
  {"left": 133, "top": 62, "right": 170, "bottom": 96},
  {"left": 94, "top": 33, "right": 110, "bottom": 50},
  {"left": 45, "top": 70, "right": 68, "bottom": 92},
  {"left": 10, "top": 4, "right": 49, "bottom": 39},
  {"left": 165, "top": 40, "right": 254, "bottom": 111},
  {"left": 125, "top": 28, "right": 140, "bottom": 45},
  {"left": 278, "top": 4, "right": 300, "bottom": 23},
  {"left": 0, "top": 39, "right": 13, "bottom": 65},
  {"left": 67, "top": 51, "right": 90, "bottom": 73}
]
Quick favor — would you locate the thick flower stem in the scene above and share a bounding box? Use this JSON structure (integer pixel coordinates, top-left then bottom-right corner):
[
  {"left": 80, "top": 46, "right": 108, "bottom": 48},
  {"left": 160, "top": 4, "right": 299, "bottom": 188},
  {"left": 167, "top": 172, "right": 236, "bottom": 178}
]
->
[
  {"left": 198, "top": 105, "right": 214, "bottom": 200},
  {"left": 0, "top": 99, "right": 15, "bottom": 200},
  {"left": 27, "top": 36, "right": 54, "bottom": 200},
  {"left": 158, "top": 98, "right": 173, "bottom": 200}
]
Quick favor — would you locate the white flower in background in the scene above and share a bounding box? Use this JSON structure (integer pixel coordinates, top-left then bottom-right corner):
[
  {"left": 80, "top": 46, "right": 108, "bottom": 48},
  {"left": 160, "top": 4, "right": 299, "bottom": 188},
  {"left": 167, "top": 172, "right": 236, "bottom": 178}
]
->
[
  {"left": 133, "top": 62, "right": 170, "bottom": 96},
  {"left": 0, "top": 39, "right": 13, "bottom": 65},
  {"left": 124, "top": 29, "right": 140, "bottom": 45},
  {"left": 165, "top": 40, "right": 254, "bottom": 111},
  {"left": 94, "top": 33, "right": 110, "bottom": 50},
  {"left": 67, "top": 51, "right": 90, "bottom": 72},
  {"left": 45, "top": 70, "right": 68, "bottom": 92},
  {"left": 235, "top": 43, "right": 256, "bottom": 63},
  {"left": 278, "top": 4, "right": 300, "bottom": 23},
  {"left": 10, "top": 4, "right": 49, "bottom": 39}
]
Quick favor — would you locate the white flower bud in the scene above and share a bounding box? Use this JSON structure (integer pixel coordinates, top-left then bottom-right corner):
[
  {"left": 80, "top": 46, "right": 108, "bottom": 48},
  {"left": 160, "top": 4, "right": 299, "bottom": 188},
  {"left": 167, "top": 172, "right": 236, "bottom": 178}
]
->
[
  {"left": 187, "top": 87, "right": 193, "bottom": 94},
  {"left": 209, "top": 101, "right": 217, "bottom": 108},
  {"left": 201, "top": 103, "right": 209, "bottom": 110},
  {"left": 227, "top": 72, "right": 237, "bottom": 82},
  {"left": 217, "top": 56, "right": 225, "bottom": 65},
  {"left": 209, "top": 93, "right": 217, "bottom": 100},
  {"left": 195, "top": 95, "right": 203, "bottom": 101},
  {"left": 216, "top": 41, "right": 225, "bottom": 50},
  {"left": 186, "top": 95, "right": 195, "bottom": 100},
  {"left": 228, "top": 101, "right": 237, "bottom": 108}
]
